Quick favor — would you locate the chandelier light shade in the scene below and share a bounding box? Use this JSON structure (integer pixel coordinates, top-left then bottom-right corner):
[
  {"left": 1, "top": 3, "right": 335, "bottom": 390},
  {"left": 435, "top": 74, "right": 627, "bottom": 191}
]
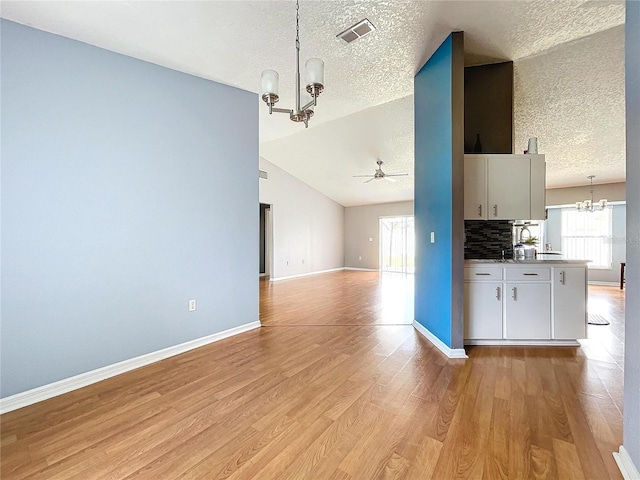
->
[
  {"left": 576, "top": 175, "right": 608, "bottom": 212},
  {"left": 305, "top": 58, "right": 324, "bottom": 104},
  {"left": 260, "top": 0, "right": 324, "bottom": 128},
  {"left": 261, "top": 70, "right": 279, "bottom": 97},
  {"left": 261, "top": 70, "right": 280, "bottom": 114}
]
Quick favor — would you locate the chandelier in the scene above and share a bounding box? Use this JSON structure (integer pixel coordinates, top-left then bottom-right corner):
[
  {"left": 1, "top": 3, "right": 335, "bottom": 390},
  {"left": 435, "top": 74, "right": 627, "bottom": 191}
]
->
[
  {"left": 576, "top": 175, "right": 608, "bottom": 212},
  {"left": 260, "top": 0, "right": 324, "bottom": 128}
]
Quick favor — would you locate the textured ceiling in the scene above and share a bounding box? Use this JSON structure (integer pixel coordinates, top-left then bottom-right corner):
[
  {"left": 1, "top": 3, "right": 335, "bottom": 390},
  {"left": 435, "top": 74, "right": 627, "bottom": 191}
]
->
[
  {"left": 261, "top": 95, "right": 414, "bottom": 207},
  {"left": 514, "top": 25, "right": 626, "bottom": 188},
  {"left": 1, "top": 0, "right": 626, "bottom": 206}
]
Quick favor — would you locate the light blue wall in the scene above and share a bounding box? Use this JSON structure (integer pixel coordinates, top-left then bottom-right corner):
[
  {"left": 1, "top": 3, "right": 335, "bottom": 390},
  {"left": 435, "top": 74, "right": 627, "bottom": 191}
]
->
[
  {"left": 624, "top": 0, "right": 640, "bottom": 468},
  {"left": 414, "top": 33, "right": 465, "bottom": 349},
  {"left": 0, "top": 20, "right": 259, "bottom": 398}
]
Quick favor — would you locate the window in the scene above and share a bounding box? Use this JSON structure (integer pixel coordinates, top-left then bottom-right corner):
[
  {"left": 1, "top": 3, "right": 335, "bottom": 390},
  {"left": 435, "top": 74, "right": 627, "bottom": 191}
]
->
[
  {"left": 379, "top": 216, "right": 415, "bottom": 274},
  {"left": 561, "top": 208, "right": 612, "bottom": 268}
]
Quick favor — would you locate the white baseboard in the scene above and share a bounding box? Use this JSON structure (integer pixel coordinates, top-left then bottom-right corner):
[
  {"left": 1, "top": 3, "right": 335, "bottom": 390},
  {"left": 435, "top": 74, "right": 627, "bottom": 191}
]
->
[
  {"left": 588, "top": 281, "right": 619, "bottom": 286},
  {"left": 465, "top": 339, "right": 580, "bottom": 347},
  {"left": 614, "top": 446, "right": 640, "bottom": 480},
  {"left": 412, "top": 320, "right": 468, "bottom": 359},
  {"left": 0, "top": 321, "right": 261, "bottom": 414},
  {"left": 344, "top": 267, "right": 378, "bottom": 272},
  {"left": 270, "top": 267, "right": 344, "bottom": 282}
]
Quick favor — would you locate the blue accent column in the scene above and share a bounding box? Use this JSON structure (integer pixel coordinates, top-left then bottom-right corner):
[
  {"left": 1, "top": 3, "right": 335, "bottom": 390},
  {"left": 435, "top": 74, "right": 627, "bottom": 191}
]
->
[{"left": 414, "top": 32, "right": 465, "bottom": 351}]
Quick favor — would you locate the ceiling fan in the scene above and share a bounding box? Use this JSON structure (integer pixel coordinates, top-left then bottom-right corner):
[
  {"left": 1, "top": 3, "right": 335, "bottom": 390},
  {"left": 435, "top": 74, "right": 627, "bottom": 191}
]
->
[{"left": 353, "top": 160, "right": 409, "bottom": 183}]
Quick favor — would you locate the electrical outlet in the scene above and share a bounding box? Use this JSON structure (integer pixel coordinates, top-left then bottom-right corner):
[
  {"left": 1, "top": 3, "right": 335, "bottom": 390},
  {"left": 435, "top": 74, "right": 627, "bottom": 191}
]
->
[
  {"left": 188, "top": 299, "right": 197, "bottom": 312},
  {"left": 359, "top": 256, "right": 362, "bottom": 260}
]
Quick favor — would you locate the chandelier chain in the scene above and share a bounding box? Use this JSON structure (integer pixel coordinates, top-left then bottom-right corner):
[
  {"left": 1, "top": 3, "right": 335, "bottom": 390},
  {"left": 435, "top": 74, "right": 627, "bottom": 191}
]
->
[{"left": 296, "top": 0, "right": 300, "bottom": 51}]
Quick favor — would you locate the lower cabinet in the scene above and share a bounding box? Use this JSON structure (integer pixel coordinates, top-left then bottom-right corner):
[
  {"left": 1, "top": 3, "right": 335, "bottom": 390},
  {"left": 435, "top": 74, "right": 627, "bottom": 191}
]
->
[
  {"left": 464, "top": 264, "right": 587, "bottom": 343},
  {"left": 553, "top": 267, "right": 587, "bottom": 339},
  {"left": 504, "top": 283, "right": 551, "bottom": 339},
  {"left": 464, "top": 282, "right": 503, "bottom": 339}
]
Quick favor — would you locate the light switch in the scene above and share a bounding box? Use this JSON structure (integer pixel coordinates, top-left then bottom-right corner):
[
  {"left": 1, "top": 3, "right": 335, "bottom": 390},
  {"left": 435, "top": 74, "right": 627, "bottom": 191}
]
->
[{"left": 430, "top": 232, "right": 435, "bottom": 243}]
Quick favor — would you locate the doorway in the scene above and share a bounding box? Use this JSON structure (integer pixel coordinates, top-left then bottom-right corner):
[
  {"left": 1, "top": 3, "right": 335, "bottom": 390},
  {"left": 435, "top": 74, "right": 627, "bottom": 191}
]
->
[
  {"left": 379, "top": 216, "right": 415, "bottom": 274},
  {"left": 259, "top": 203, "right": 272, "bottom": 277}
]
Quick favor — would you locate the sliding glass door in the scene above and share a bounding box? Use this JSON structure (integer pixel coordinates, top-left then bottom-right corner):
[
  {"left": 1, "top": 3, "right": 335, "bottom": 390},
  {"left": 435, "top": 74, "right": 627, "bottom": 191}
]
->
[{"left": 379, "top": 216, "right": 415, "bottom": 274}]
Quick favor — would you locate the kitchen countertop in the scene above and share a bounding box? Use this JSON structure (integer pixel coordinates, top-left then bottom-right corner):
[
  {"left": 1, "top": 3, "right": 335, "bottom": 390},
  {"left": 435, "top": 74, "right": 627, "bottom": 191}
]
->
[{"left": 465, "top": 258, "right": 589, "bottom": 265}]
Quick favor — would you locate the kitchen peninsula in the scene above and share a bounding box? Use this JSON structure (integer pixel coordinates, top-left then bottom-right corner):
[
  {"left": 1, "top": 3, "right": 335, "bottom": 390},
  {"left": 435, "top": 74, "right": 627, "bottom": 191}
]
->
[{"left": 464, "top": 259, "right": 588, "bottom": 345}]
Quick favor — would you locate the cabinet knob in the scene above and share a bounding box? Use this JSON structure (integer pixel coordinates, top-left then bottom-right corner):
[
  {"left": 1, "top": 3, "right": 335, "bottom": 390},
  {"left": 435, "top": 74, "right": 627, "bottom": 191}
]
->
[
  {"left": 493, "top": 204, "right": 498, "bottom": 217},
  {"left": 478, "top": 204, "right": 482, "bottom": 217},
  {"left": 560, "top": 271, "right": 565, "bottom": 285},
  {"left": 512, "top": 287, "right": 517, "bottom": 300},
  {"left": 496, "top": 287, "right": 501, "bottom": 300}
]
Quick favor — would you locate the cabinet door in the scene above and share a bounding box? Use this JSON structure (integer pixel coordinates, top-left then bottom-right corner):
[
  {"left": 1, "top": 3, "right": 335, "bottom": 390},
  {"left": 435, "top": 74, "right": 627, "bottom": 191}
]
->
[
  {"left": 553, "top": 267, "right": 587, "bottom": 339},
  {"left": 487, "top": 156, "right": 530, "bottom": 220},
  {"left": 464, "top": 156, "right": 487, "bottom": 220},
  {"left": 464, "top": 282, "right": 503, "bottom": 339},
  {"left": 505, "top": 283, "right": 551, "bottom": 339}
]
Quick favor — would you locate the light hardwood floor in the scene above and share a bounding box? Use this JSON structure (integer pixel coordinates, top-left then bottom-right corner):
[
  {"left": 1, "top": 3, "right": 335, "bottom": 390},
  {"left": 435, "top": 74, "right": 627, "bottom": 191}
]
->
[
  {"left": 260, "top": 271, "right": 414, "bottom": 326},
  {"left": 1, "top": 272, "right": 624, "bottom": 479}
]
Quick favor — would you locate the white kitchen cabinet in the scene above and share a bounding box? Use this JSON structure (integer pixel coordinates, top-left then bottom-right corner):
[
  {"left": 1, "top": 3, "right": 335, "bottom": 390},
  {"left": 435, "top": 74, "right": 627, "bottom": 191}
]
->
[
  {"left": 464, "top": 282, "right": 503, "bottom": 339},
  {"left": 487, "top": 156, "right": 531, "bottom": 220},
  {"left": 464, "top": 262, "right": 586, "bottom": 345},
  {"left": 504, "top": 283, "right": 551, "bottom": 339},
  {"left": 464, "top": 156, "right": 486, "bottom": 219},
  {"left": 530, "top": 156, "right": 547, "bottom": 220},
  {"left": 463, "top": 154, "right": 546, "bottom": 220},
  {"left": 553, "top": 267, "right": 587, "bottom": 339}
]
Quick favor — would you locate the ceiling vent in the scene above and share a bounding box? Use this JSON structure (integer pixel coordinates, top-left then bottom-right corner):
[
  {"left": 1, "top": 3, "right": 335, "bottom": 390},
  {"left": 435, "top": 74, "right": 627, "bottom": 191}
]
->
[{"left": 336, "top": 19, "right": 376, "bottom": 44}]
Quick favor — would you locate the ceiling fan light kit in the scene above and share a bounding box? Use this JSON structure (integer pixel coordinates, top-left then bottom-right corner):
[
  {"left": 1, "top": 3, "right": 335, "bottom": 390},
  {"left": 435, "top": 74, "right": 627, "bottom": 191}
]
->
[
  {"left": 576, "top": 175, "right": 607, "bottom": 212},
  {"left": 260, "top": 0, "right": 324, "bottom": 128}
]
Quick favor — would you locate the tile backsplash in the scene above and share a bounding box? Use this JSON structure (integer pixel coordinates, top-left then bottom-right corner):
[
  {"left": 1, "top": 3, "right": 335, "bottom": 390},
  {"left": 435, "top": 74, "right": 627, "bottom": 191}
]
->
[{"left": 465, "top": 220, "right": 513, "bottom": 259}]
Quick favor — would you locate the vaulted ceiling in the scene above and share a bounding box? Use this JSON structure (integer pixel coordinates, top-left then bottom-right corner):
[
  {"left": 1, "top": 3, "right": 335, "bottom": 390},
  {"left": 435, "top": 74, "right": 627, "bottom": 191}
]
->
[{"left": 2, "top": 1, "right": 626, "bottom": 206}]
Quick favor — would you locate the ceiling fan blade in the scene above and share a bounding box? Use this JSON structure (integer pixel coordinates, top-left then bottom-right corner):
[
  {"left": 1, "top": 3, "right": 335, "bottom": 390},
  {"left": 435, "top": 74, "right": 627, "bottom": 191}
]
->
[
  {"left": 364, "top": 177, "right": 376, "bottom": 184},
  {"left": 385, "top": 173, "right": 409, "bottom": 177},
  {"left": 383, "top": 176, "right": 397, "bottom": 183},
  {"left": 353, "top": 174, "right": 374, "bottom": 178}
]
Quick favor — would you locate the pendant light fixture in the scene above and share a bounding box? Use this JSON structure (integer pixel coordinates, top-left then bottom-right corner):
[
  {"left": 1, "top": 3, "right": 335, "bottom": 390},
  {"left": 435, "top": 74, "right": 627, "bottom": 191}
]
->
[
  {"left": 576, "top": 175, "right": 608, "bottom": 212},
  {"left": 260, "top": 0, "right": 324, "bottom": 128}
]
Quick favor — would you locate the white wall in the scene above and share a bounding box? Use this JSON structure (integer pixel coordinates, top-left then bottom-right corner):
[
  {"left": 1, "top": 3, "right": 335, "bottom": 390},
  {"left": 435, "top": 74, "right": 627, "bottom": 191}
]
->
[
  {"left": 259, "top": 157, "right": 344, "bottom": 280},
  {"left": 344, "top": 201, "right": 414, "bottom": 270},
  {"left": 546, "top": 182, "right": 625, "bottom": 206}
]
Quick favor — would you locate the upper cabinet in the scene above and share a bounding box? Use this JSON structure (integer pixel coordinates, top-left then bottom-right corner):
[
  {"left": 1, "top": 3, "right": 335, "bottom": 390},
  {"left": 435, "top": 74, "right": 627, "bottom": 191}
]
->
[{"left": 464, "top": 154, "right": 546, "bottom": 221}]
